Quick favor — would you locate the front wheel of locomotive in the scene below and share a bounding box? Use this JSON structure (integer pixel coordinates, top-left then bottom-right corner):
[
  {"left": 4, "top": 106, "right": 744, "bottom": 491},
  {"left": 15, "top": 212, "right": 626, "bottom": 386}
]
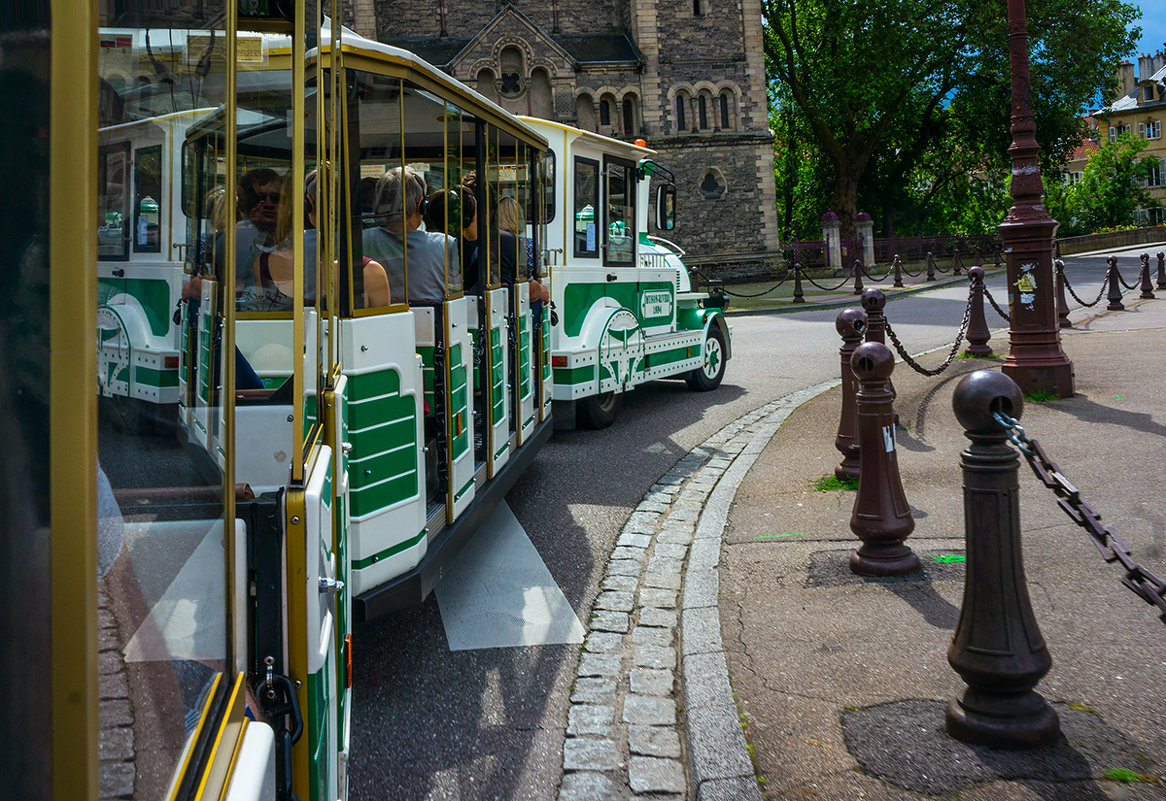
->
[{"left": 685, "top": 325, "right": 727, "bottom": 391}]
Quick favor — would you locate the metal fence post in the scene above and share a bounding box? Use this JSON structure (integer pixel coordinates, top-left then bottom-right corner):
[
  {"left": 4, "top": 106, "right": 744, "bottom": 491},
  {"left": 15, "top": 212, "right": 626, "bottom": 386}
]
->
[
  {"left": 835, "top": 309, "right": 867, "bottom": 480},
  {"left": 965, "top": 266, "right": 993, "bottom": 356},
  {"left": 848, "top": 342, "right": 918, "bottom": 576},
  {"left": 947, "top": 370, "right": 1059, "bottom": 748},
  {"left": 1139, "top": 253, "right": 1155, "bottom": 299},
  {"left": 1106, "top": 255, "right": 1124, "bottom": 311}
]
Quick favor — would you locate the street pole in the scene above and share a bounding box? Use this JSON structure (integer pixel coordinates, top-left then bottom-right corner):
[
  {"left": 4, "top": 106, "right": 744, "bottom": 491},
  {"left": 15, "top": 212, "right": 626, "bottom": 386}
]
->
[{"left": 998, "top": 0, "right": 1074, "bottom": 397}]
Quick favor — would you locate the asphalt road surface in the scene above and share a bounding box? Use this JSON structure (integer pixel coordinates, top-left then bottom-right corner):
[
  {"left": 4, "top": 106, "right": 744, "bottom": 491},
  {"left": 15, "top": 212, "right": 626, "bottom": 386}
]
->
[{"left": 346, "top": 251, "right": 1133, "bottom": 801}]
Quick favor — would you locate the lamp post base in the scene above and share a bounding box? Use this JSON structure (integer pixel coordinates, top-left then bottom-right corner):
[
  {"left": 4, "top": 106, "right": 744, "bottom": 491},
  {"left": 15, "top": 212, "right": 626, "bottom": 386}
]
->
[
  {"left": 1001, "top": 361, "right": 1074, "bottom": 399},
  {"left": 849, "top": 545, "right": 919, "bottom": 577}
]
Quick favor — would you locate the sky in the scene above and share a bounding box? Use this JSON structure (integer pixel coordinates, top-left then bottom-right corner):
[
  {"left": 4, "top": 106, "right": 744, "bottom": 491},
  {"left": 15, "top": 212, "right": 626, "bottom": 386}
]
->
[{"left": 1129, "top": 0, "right": 1166, "bottom": 63}]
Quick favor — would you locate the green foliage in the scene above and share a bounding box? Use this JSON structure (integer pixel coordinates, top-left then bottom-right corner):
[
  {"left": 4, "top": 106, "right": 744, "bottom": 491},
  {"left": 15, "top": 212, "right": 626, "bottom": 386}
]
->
[
  {"left": 1103, "top": 768, "right": 1160, "bottom": 784},
  {"left": 1045, "top": 135, "right": 1162, "bottom": 236},
  {"left": 813, "top": 474, "right": 858, "bottom": 491},
  {"left": 764, "top": 0, "right": 1140, "bottom": 239},
  {"left": 1024, "top": 389, "right": 1059, "bottom": 402}
]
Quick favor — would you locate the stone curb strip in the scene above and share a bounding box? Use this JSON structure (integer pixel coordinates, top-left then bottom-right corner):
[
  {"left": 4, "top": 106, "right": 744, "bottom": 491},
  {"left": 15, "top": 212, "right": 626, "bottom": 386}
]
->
[{"left": 557, "top": 380, "right": 838, "bottom": 801}]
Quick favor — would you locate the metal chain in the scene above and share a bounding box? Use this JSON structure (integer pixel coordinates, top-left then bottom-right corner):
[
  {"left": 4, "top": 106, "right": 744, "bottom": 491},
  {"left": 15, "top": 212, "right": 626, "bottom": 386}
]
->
[
  {"left": 862, "top": 265, "right": 891, "bottom": 283},
  {"left": 982, "top": 285, "right": 1011, "bottom": 323},
  {"left": 1057, "top": 262, "right": 1107, "bottom": 308},
  {"left": 802, "top": 271, "right": 854, "bottom": 292},
  {"left": 883, "top": 291, "right": 973, "bottom": 377},
  {"left": 993, "top": 411, "right": 1166, "bottom": 625},
  {"left": 1118, "top": 270, "right": 1140, "bottom": 291},
  {"left": 722, "top": 274, "right": 789, "bottom": 297}
]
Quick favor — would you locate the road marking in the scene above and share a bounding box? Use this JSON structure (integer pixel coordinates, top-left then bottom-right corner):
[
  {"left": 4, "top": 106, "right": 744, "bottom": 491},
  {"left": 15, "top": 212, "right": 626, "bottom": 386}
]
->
[{"left": 435, "top": 501, "right": 585, "bottom": 651}]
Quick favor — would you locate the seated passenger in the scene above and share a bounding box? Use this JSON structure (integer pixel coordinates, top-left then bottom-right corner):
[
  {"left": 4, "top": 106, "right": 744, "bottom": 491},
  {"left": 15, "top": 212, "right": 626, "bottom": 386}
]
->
[
  {"left": 497, "top": 195, "right": 550, "bottom": 304},
  {"left": 424, "top": 187, "right": 472, "bottom": 295},
  {"left": 362, "top": 167, "right": 457, "bottom": 305},
  {"left": 254, "top": 170, "right": 390, "bottom": 311}
]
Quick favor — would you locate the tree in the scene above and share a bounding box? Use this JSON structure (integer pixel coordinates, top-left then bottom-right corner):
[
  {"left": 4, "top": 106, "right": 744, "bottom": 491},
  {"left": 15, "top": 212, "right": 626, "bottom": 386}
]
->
[
  {"left": 763, "top": 0, "right": 1140, "bottom": 240},
  {"left": 1045, "top": 135, "right": 1162, "bottom": 236}
]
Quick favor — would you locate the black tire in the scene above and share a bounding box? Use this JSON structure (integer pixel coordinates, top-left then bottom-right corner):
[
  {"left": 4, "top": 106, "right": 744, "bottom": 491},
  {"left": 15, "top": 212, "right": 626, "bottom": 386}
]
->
[
  {"left": 685, "top": 325, "right": 727, "bottom": 391},
  {"left": 577, "top": 390, "right": 623, "bottom": 430},
  {"left": 104, "top": 394, "right": 155, "bottom": 436}
]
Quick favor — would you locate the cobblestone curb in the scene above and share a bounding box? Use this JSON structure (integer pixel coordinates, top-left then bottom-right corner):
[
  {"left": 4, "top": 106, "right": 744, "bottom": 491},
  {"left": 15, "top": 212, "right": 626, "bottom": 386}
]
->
[{"left": 557, "top": 380, "right": 838, "bottom": 801}]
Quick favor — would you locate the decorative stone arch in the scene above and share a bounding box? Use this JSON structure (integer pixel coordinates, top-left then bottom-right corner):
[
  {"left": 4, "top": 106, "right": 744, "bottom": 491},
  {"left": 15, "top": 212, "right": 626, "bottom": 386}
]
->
[
  {"left": 597, "top": 91, "right": 618, "bottom": 131},
  {"left": 575, "top": 90, "right": 597, "bottom": 131},
  {"left": 619, "top": 89, "right": 641, "bottom": 138},
  {"left": 698, "top": 167, "right": 728, "bottom": 200},
  {"left": 490, "top": 36, "right": 535, "bottom": 71},
  {"left": 695, "top": 88, "right": 714, "bottom": 130},
  {"left": 496, "top": 43, "right": 529, "bottom": 98}
]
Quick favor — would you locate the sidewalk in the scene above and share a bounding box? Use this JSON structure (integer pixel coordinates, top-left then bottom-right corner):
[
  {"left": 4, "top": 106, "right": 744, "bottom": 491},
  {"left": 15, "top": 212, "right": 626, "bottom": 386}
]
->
[{"left": 717, "top": 301, "right": 1166, "bottom": 799}]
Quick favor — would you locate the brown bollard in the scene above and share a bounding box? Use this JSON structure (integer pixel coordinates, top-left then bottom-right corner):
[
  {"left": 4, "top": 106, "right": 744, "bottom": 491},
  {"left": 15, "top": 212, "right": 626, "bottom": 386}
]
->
[
  {"left": 1157, "top": 252, "right": 1165, "bottom": 290},
  {"left": 1054, "top": 259, "right": 1071, "bottom": 328},
  {"left": 852, "top": 258, "right": 865, "bottom": 295},
  {"left": 1139, "top": 253, "right": 1155, "bottom": 299},
  {"left": 835, "top": 309, "right": 867, "bottom": 480},
  {"left": 964, "top": 266, "right": 993, "bottom": 356},
  {"left": 862, "top": 288, "right": 896, "bottom": 405},
  {"left": 848, "top": 342, "right": 918, "bottom": 576},
  {"left": 926, "top": 251, "right": 937, "bottom": 281},
  {"left": 947, "top": 370, "right": 1059, "bottom": 748},
  {"left": 1106, "top": 255, "right": 1124, "bottom": 310},
  {"left": 952, "top": 245, "right": 963, "bottom": 276},
  {"left": 892, "top": 254, "right": 904, "bottom": 288},
  {"left": 792, "top": 261, "right": 805, "bottom": 303}
]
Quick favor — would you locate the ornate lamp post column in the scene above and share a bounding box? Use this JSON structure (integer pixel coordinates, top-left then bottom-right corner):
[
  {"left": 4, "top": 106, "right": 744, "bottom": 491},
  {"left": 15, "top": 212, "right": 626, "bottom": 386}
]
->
[{"left": 998, "top": 0, "right": 1074, "bottom": 397}]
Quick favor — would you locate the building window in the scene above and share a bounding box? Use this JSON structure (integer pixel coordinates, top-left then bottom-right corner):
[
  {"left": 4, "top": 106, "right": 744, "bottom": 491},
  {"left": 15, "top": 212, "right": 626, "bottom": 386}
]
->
[
  {"left": 599, "top": 99, "right": 611, "bottom": 127},
  {"left": 699, "top": 168, "right": 726, "bottom": 199},
  {"left": 693, "top": 0, "right": 704, "bottom": 16},
  {"left": 698, "top": 95, "right": 708, "bottom": 129},
  {"left": 622, "top": 95, "right": 637, "bottom": 136},
  {"left": 719, "top": 92, "right": 730, "bottom": 130},
  {"left": 1145, "top": 84, "right": 1156, "bottom": 102},
  {"left": 675, "top": 94, "right": 687, "bottom": 131},
  {"left": 1109, "top": 124, "right": 1131, "bottom": 142},
  {"left": 1146, "top": 120, "right": 1162, "bottom": 140},
  {"left": 1147, "top": 158, "right": 1164, "bottom": 187}
]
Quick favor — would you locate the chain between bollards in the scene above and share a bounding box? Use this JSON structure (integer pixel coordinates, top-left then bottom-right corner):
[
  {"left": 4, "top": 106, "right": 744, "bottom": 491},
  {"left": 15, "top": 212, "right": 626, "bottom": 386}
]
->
[
  {"left": 947, "top": 370, "right": 1059, "bottom": 749},
  {"left": 1057, "top": 261, "right": 1107, "bottom": 308}
]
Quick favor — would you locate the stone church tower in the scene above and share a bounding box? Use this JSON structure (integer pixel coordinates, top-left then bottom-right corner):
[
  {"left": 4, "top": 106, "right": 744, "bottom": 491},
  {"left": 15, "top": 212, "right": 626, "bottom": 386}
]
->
[{"left": 350, "top": 0, "right": 780, "bottom": 274}]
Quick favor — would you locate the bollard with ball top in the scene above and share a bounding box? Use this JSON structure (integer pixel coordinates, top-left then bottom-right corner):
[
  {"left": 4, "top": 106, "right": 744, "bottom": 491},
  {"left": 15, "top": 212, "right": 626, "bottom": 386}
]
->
[
  {"left": 926, "top": 251, "right": 937, "bottom": 281},
  {"left": 853, "top": 258, "right": 865, "bottom": 295},
  {"left": 848, "top": 342, "right": 918, "bottom": 576},
  {"left": 1054, "top": 259, "right": 1071, "bottom": 329},
  {"left": 1157, "top": 252, "right": 1165, "bottom": 290},
  {"left": 834, "top": 309, "right": 867, "bottom": 481},
  {"left": 892, "top": 254, "right": 904, "bottom": 288},
  {"left": 1106, "top": 255, "right": 1124, "bottom": 311},
  {"left": 1139, "top": 253, "right": 1155, "bottom": 299},
  {"left": 964, "top": 266, "right": 993, "bottom": 356},
  {"left": 792, "top": 261, "right": 805, "bottom": 303},
  {"left": 947, "top": 370, "right": 1059, "bottom": 749}
]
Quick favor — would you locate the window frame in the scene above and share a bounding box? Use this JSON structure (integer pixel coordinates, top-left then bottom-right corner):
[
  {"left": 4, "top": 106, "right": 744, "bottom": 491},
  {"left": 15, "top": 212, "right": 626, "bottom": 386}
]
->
[
  {"left": 601, "top": 155, "right": 636, "bottom": 268},
  {"left": 97, "top": 140, "right": 132, "bottom": 261},
  {"left": 572, "top": 156, "right": 600, "bottom": 259}
]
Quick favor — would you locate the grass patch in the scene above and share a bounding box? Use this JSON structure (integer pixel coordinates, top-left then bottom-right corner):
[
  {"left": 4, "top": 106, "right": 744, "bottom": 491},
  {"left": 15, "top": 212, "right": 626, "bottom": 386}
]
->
[
  {"left": 1066, "top": 702, "right": 1095, "bottom": 713},
  {"left": 1024, "top": 389, "right": 1060, "bottom": 402},
  {"left": 813, "top": 475, "right": 858, "bottom": 492},
  {"left": 957, "top": 350, "right": 997, "bottom": 359},
  {"left": 1104, "top": 768, "right": 1160, "bottom": 784}
]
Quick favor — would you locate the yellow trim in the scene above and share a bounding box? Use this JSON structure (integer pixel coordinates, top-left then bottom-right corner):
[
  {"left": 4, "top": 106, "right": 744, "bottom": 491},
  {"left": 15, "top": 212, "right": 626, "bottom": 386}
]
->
[
  {"left": 193, "top": 674, "right": 247, "bottom": 800},
  {"left": 51, "top": 4, "right": 98, "bottom": 800},
  {"left": 218, "top": 717, "right": 250, "bottom": 801},
  {"left": 165, "top": 672, "right": 223, "bottom": 801},
  {"left": 518, "top": 115, "right": 653, "bottom": 157},
  {"left": 291, "top": 1, "right": 306, "bottom": 485},
  {"left": 285, "top": 483, "right": 310, "bottom": 797}
]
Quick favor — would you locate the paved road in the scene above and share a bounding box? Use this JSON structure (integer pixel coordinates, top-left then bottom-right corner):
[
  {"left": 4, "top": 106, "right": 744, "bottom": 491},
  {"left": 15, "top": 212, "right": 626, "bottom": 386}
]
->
[{"left": 347, "top": 252, "right": 1139, "bottom": 800}]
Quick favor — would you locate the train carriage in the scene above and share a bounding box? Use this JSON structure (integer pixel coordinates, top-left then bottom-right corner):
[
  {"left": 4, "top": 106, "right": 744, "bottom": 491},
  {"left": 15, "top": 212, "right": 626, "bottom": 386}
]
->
[{"left": 5, "top": 4, "right": 731, "bottom": 801}]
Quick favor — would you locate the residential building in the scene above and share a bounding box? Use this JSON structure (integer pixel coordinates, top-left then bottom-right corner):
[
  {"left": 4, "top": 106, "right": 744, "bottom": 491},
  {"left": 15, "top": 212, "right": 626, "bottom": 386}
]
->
[{"left": 1097, "top": 51, "right": 1166, "bottom": 224}]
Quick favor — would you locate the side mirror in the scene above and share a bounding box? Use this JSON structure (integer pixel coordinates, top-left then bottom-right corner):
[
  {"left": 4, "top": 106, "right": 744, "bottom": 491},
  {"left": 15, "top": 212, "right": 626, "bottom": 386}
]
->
[{"left": 655, "top": 184, "right": 676, "bottom": 231}]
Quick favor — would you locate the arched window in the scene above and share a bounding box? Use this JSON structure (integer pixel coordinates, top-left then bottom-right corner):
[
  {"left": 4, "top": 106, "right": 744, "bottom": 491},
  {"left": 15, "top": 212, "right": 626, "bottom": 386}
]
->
[
  {"left": 719, "top": 92, "right": 730, "bottom": 130},
  {"left": 530, "top": 68, "right": 553, "bottom": 117},
  {"left": 576, "top": 93, "right": 596, "bottom": 131},
  {"left": 699, "top": 168, "right": 726, "bottom": 199},
  {"left": 499, "top": 46, "right": 524, "bottom": 98},
  {"left": 693, "top": 0, "right": 704, "bottom": 16},
  {"left": 697, "top": 94, "right": 708, "bottom": 130},
  {"left": 476, "top": 68, "right": 498, "bottom": 102},
  {"left": 675, "top": 93, "right": 687, "bottom": 131},
  {"left": 622, "top": 95, "right": 637, "bottom": 136},
  {"left": 599, "top": 97, "right": 612, "bottom": 127}
]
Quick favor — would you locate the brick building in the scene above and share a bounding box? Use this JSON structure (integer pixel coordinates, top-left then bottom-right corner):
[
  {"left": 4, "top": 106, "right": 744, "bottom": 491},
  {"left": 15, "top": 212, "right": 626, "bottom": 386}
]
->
[{"left": 349, "top": 0, "right": 781, "bottom": 274}]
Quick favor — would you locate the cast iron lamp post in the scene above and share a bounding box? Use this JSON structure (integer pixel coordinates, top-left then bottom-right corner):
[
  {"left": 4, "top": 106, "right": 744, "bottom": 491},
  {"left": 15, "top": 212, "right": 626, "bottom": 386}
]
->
[{"left": 998, "top": 0, "right": 1074, "bottom": 397}]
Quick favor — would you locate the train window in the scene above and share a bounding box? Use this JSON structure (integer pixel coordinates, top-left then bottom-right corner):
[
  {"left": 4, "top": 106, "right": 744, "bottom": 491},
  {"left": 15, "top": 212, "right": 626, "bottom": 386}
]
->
[
  {"left": 542, "top": 149, "right": 555, "bottom": 225},
  {"left": 133, "top": 144, "right": 163, "bottom": 253},
  {"left": 98, "top": 142, "right": 131, "bottom": 260},
  {"left": 573, "top": 157, "right": 599, "bottom": 258},
  {"left": 604, "top": 158, "right": 636, "bottom": 265}
]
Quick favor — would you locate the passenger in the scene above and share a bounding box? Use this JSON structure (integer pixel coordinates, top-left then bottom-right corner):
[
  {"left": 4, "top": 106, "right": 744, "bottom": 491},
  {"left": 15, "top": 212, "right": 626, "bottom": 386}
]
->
[
  {"left": 232, "top": 168, "right": 283, "bottom": 308},
  {"left": 423, "top": 186, "right": 470, "bottom": 294},
  {"left": 496, "top": 195, "right": 550, "bottom": 304},
  {"left": 362, "top": 166, "right": 457, "bottom": 305},
  {"left": 254, "top": 170, "right": 390, "bottom": 311}
]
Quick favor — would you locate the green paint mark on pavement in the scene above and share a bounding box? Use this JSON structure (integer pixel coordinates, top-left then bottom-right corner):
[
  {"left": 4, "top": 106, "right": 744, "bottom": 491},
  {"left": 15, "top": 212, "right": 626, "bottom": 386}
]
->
[
  {"left": 754, "top": 532, "right": 807, "bottom": 540},
  {"left": 934, "top": 554, "right": 966, "bottom": 563}
]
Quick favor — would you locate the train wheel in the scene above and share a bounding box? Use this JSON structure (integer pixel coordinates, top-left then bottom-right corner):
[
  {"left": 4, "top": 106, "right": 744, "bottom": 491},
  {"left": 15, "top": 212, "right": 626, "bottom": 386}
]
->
[
  {"left": 578, "top": 390, "right": 622, "bottom": 430},
  {"left": 686, "top": 326, "right": 727, "bottom": 391}
]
